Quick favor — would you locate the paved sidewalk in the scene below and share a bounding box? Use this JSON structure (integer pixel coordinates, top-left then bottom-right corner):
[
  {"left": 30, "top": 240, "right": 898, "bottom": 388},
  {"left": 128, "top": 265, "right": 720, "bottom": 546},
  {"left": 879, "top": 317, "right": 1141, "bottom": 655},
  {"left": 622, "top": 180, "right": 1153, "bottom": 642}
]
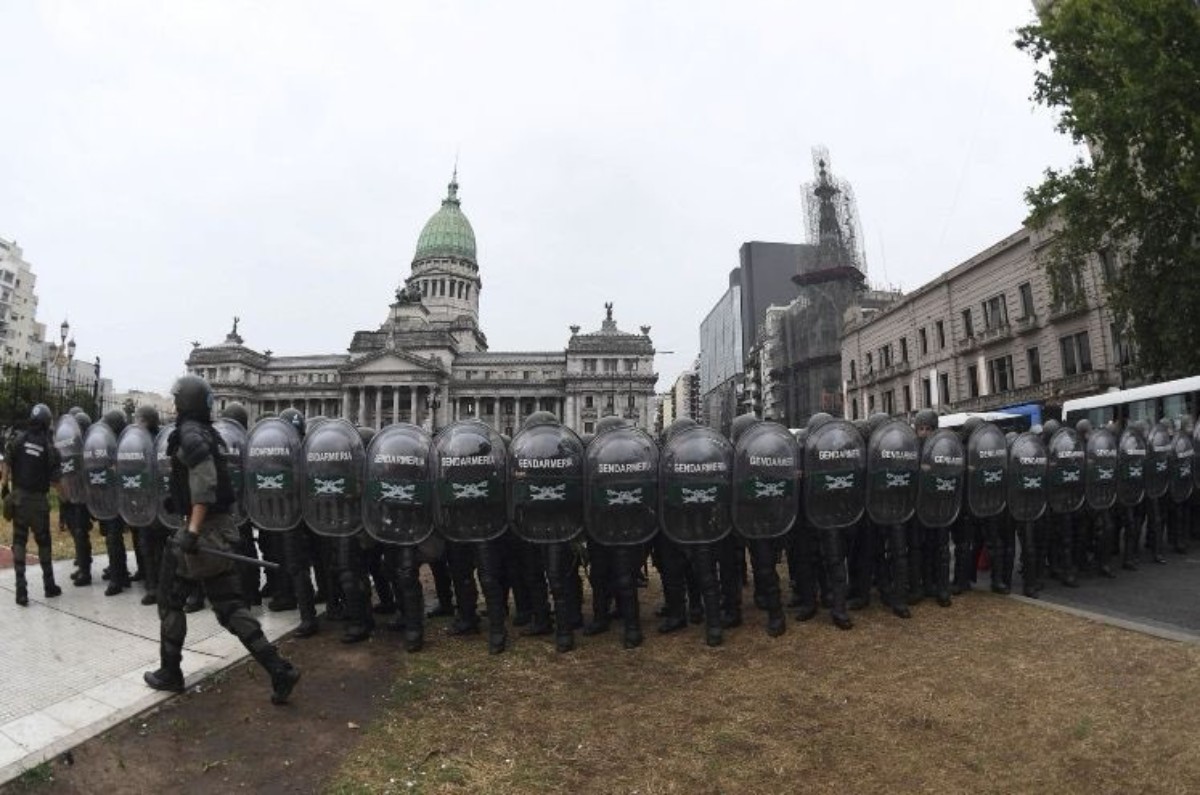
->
[{"left": 0, "top": 555, "right": 297, "bottom": 786}]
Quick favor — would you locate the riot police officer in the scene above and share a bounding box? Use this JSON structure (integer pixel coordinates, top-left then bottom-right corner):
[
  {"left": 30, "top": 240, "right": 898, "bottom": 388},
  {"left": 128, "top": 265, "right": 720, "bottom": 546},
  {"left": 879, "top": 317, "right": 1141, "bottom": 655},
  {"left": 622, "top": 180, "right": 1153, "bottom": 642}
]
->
[
  {"left": 144, "top": 375, "right": 300, "bottom": 704},
  {"left": 4, "top": 404, "right": 63, "bottom": 606}
]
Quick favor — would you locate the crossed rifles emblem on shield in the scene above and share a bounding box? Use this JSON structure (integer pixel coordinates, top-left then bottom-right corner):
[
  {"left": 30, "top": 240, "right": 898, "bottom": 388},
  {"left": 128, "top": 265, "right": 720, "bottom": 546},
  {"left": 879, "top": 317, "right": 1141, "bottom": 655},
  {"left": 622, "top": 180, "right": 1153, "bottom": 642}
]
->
[
  {"left": 380, "top": 483, "right": 417, "bottom": 502},
  {"left": 824, "top": 475, "right": 854, "bottom": 491},
  {"left": 605, "top": 488, "right": 642, "bottom": 506},
  {"left": 88, "top": 471, "right": 107, "bottom": 486},
  {"left": 753, "top": 480, "right": 787, "bottom": 499},
  {"left": 256, "top": 473, "right": 286, "bottom": 490},
  {"left": 1022, "top": 476, "right": 1042, "bottom": 490},
  {"left": 982, "top": 469, "right": 1004, "bottom": 485},
  {"left": 884, "top": 472, "right": 911, "bottom": 489},
  {"left": 121, "top": 475, "right": 142, "bottom": 489},
  {"left": 1060, "top": 470, "right": 1082, "bottom": 484},
  {"left": 528, "top": 484, "right": 567, "bottom": 502},
  {"left": 452, "top": 481, "right": 490, "bottom": 500},
  {"left": 62, "top": 460, "right": 76, "bottom": 474},
  {"left": 934, "top": 477, "right": 957, "bottom": 493},
  {"left": 313, "top": 477, "right": 347, "bottom": 496},
  {"left": 681, "top": 487, "right": 717, "bottom": 504}
]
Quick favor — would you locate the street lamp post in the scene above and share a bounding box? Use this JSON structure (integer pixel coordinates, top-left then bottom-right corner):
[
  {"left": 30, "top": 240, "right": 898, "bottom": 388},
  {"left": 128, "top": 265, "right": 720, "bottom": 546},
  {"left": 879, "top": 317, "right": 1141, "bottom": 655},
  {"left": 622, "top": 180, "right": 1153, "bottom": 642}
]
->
[
  {"left": 427, "top": 390, "right": 442, "bottom": 434},
  {"left": 93, "top": 356, "right": 101, "bottom": 411},
  {"left": 48, "top": 319, "right": 75, "bottom": 412}
]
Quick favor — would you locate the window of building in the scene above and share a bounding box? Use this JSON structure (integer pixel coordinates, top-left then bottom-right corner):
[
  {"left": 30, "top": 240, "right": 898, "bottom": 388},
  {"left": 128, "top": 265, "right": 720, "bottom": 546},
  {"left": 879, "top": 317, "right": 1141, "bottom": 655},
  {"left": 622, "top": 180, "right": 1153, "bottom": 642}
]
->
[
  {"left": 584, "top": 421, "right": 594, "bottom": 434},
  {"left": 987, "top": 355, "right": 1014, "bottom": 393},
  {"left": 849, "top": 360, "right": 857, "bottom": 381},
  {"left": 899, "top": 337, "right": 908, "bottom": 362},
  {"left": 903, "top": 384, "right": 912, "bottom": 412},
  {"left": 967, "top": 364, "right": 980, "bottom": 398},
  {"left": 867, "top": 394, "right": 876, "bottom": 413},
  {"left": 982, "top": 294, "right": 1008, "bottom": 330},
  {"left": 583, "top": 359, "right": 597, "bottom": 373},
  {"left": 603, "top": 359, "right": 618, "bottom": 373},
  {"left": 961, "top": 309, "right": 974, "bottom": 339},
  {"left": 865, "top": 352, "right": 873, "bottom": 373},
  {"left": 625, "top": 359, "right": 638, "bottom": 372},
  {"left": 584, "top": 395, "right": 594, "bottom": 408},
  {"left": 605, "top": 395, "right": 615, "bottom": 411},
  {"left": 879, "top": 344, "right": 892, "bottom": 368},
  {"left": 465, "top": 284, "right": 471, "bottom": 300},
  {"left": 918, "top": 327, "right": 928, "bottom": 356},
  {"left": 922, "top": 377, "right": 932, "bottom": 408},
  {"left": 882, "top": 389, "right": 895, "bottom": 415},
  {"left": 1059, "top": 331, "right": 1093, "bottom": 376},
  {"left": 936, "top": 320, "right": 946, "bottom": 349},
  {"left": 1018, "top": 282, "right": 1034, "bottom": 318},
  {"left": 1098, "top": 248, "right": 1118, "bottom": 283},
  {"left": 851, "top": 398, "right": 859, "bottom": 420},
  {"left": 1111, "top": 323, "right": 1131, "bottom": 366},
  {"left": 938, "top": 372, "right": 951, "bottom": 405},
  {"left": 1027, "top": 347, "right": 1042, "bottom": 385},
  {"left": 627, "top": 394, "right": 636, "bottom": 409},
  {"left": 1051, "top": 268, "right": 1085, "bottom": 309}
]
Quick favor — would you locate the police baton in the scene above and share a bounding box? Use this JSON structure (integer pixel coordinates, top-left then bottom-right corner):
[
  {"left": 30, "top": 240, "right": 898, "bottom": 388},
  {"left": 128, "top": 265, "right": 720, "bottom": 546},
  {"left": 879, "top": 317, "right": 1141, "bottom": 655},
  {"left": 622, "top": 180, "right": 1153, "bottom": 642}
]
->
[{"left": 170, "top": 538, "right": 281, "bottom": 571}]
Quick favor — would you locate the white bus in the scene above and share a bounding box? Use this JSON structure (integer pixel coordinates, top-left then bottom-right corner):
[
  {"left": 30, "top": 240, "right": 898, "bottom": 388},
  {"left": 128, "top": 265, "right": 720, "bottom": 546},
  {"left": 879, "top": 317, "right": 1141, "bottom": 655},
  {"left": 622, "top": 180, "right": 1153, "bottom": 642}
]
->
[{"left": 1061, "top": 376, "right": 1200, "bottom": 428}]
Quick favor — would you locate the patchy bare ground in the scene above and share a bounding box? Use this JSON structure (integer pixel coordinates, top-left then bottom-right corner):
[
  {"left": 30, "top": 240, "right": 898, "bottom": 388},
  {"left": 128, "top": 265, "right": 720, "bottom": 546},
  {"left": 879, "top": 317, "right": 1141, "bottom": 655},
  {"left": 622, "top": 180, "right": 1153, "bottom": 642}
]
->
[{"left": 5, "top": 578, "right": 1200, "bottom": 795}]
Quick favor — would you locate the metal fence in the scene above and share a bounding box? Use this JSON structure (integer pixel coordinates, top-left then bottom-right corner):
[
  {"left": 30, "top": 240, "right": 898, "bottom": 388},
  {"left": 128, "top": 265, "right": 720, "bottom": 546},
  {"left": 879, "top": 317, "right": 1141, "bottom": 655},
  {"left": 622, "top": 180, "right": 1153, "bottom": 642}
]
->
[{"left": 0, "top": 363, "right": 116, "bottom": 436}]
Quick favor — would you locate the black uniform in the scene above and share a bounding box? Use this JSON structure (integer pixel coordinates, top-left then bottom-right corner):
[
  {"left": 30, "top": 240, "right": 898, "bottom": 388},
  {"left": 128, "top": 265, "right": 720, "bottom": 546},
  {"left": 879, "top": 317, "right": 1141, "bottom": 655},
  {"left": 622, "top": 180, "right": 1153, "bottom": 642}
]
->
[
  {"left": 144, "top": 377, "right": 299, "bottom": 704},
  {"left": 5, "top": 415, "right": 63, "bottom": 605}
]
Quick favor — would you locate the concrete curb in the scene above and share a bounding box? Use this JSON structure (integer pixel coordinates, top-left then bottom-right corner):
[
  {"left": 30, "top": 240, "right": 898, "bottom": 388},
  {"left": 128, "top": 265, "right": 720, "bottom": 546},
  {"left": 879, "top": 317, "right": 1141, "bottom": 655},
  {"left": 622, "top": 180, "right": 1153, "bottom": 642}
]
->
[{"left": 1008, "top": 593, "right": 1200, "bottom": 646}]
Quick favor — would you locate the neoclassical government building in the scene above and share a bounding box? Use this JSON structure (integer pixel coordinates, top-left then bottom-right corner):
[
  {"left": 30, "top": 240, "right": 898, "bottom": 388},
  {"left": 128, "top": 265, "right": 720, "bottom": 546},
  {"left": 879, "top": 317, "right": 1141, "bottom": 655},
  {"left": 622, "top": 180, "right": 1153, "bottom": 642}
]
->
[{"left": 186, "top": 175, "right": 658, "bottom": 437}]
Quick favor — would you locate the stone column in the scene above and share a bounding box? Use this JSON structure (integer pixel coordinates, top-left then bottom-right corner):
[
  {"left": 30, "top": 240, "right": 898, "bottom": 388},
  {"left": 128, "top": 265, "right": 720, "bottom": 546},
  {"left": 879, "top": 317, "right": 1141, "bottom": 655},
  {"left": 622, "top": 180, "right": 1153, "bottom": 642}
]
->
[
  {"left": 358, "top": 388, "right": 366, "bottom": 426},
  {"left": 391, "top": 385, "right": 399, "bottom": 425},
  {"left": 410, "top": 387, "right": 418, "bottom": 425},
  {"left": 374, "top": 387, "right": 383, "bottom": 429},
  {"left": 342, "top": 391, "right": 351, "bottom": 421}
]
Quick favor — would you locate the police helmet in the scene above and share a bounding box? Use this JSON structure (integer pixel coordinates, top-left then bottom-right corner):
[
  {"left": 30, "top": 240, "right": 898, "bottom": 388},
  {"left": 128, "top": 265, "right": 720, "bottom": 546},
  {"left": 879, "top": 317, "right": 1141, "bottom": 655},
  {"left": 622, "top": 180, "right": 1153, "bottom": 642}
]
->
[
  {"left": 278, "top": 408, "right": 306, "bottom": 437},
  {"left": 75, "top": 412, "right": 92, "bottom": 433},
  {"left": 221, "top": 401, "right": 249, "bottom": 430},
  {"left": 1075, "top": 419, "right": 1092, "bottom": 438},
  {"left": 594, "top": 415, "right": 629, "bottom": 436},
  {"left": 135, "top": 404, "right": 161, "bottom": 431},
  {"left": 730, "top": 413, "right": 759, "bottom": 445},
  {"left": 102, "top": 409, "right": 127, "bottom": 436},
  {"left": 521, "top": 410, "right": 559, "bottom": 430},
  {"left": 172, "top": 374, "right": 214, "bottom": 420},
  {"left": 29, "top": 403, "right": 52, "bottom": 430},
  {"left": 807, "top": 412, "right": 833, "bottom": 432},
  {"left": 662, "top": 417, "right": 698, "bottom": 444}
]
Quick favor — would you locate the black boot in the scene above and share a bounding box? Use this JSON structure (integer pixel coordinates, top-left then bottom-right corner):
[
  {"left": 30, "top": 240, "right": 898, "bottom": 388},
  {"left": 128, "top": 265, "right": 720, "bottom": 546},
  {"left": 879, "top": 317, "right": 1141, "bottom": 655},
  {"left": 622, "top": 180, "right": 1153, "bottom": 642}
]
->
[
  {"left": 143, "top": 667, "right": 185, "bottom": 693},
  {"left": 254, "top": 647, "right": 301, "bottom": 705},
  {"left": 766, "top": 608, "right": 786, "bottom": 637},
  {"left": 42, "top": 563, "right": 62, "bottom": 598},
  {"left": 15, "top": 576, "right": 28, "bottom": 607}
]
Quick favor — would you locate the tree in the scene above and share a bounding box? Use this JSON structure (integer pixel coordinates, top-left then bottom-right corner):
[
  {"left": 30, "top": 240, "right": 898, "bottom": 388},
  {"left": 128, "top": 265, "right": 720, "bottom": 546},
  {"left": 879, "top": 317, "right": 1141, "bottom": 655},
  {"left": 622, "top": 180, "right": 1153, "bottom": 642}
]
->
[{"left": 1017, "top": 0, "right": 1200, "bottom": 380}]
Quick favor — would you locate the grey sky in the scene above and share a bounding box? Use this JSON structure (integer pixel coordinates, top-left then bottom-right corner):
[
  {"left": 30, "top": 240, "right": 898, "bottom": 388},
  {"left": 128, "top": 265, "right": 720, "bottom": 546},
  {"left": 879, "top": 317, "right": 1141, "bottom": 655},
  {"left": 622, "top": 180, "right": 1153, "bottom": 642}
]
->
[{"left": 0, "top": 1, "right": 1079, "bottom": 394}]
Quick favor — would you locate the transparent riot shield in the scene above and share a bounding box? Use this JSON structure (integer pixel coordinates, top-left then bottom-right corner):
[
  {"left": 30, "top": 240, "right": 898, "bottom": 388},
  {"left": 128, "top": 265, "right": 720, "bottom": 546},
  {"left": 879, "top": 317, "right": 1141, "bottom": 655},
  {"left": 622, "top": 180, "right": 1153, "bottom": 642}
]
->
[
  {"left": 301, "top": 419, "right": 365, "bottom": 537},
  {"left": 509, "top": 422, "right": 585, "bottom": 544},
  {"left": 1047, "top": 428, "right": 1086, "bottom": 515},
  {"left": 866, "top": 419, "right": 920, "bottom": 526},
  {"left": 83, "top": 422, "right": 120, "bottom": 521},
  {"left": 433, "top": 420, "right": 508, "bottom": 543},
  {"left": 659, "top": 425, "right": 733, "bottom": 545},
  {"left": 917, "top": 429, "right": 964, "bottom": 529},
  {"left": 244, "top": 418, "right": 304, "bottom": 532},
  {"left": 803, "top": 419, "right": 865, "bottom": 530},
  {"left": 362, "top": 423, "right": 435, "bottom": 546},
  {"left": 1085, "top": 428, "right": 1119, "bottom": 511},
  {"left": 732, "top": 421, "right": 799, "bottom": 540},
  {"left": 584, "top": 426, "right": 659, "bottom": 546},
  {"left": 116, "top": 426, "right": 157, "bottom": 527},
  {"left": 1008, "top": 432, "right": 1048, "bottom": 523}
]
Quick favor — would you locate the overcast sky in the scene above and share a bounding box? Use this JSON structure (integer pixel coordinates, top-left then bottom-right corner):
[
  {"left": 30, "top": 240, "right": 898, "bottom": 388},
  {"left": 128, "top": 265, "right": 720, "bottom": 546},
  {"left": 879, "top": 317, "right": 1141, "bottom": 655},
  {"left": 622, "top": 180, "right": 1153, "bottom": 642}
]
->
[{"left": 0, "top": 1, "right": 1080, "bottom": 394}]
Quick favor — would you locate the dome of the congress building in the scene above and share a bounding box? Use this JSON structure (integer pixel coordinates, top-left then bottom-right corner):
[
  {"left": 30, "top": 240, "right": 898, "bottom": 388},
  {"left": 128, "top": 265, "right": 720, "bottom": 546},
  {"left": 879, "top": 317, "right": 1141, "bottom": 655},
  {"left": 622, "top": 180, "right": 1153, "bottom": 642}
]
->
[{"left": 413, "top": 174, "right": 476, "bottom": 264}]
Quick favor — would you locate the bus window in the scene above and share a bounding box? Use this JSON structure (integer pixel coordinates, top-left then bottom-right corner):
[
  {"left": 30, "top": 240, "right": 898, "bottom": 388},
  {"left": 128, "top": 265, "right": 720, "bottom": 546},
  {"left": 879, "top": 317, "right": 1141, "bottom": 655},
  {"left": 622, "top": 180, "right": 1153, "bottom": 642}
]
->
[
  {"left": 1129, "top": 399, "right": 1155, "bottom": 423},
  {"left": 1087, "top": 407, "right": 1112, "bottom": 428},
  {"left": 1163, "top": 394, "right": 1188, "bottom": 423}
]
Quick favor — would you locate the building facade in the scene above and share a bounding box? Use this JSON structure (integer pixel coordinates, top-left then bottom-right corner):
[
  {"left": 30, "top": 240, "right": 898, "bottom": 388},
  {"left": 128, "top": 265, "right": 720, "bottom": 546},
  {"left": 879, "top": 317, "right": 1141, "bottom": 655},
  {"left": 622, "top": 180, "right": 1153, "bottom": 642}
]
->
[
  {"left": 187, "top": 176, "right": 658, "bottom": 436},
  {"left": 0, "top": 237, "right": 46, "bottom": 368},
  {"left": 841, "top": 224, "right": 1122, "bottom": 420},
  {"left": 660, "top": 358, "right": 700, "bottom": 429}
]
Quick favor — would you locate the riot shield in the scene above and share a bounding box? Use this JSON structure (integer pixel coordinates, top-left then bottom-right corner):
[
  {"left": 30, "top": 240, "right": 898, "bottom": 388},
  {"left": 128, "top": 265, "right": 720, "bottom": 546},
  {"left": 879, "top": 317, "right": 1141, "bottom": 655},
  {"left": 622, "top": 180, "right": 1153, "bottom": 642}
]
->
[
  {"left": 1169, "top": 432, "right": 1194, "bottom": 504},
  {"left": 1007, "top": 432, "right": 1048, "bottom": 523},
  {"left": 803, "top": 419, "right": 866, "bottom": 530},
  {"left": 1047, "top": 428, "right": 1086, "bottom": 515},
  {"left": 433, "top": 420, "right": 508, "bottom": 543},
  {"left": 509, "top": 422, "right": 585, "bottom": 544},
  {"left": 83, "top": 422, "right": 120, "bottom": 521},
  {"left": 584, "top": 426, "right": 659, "bottom": 546},
  {"left": 213, "top": 418, "right": 248, "bottom": 526},
  {"left": 301, "top": 419, "right": 365, "bottom": 537},
  {"left": 53, "top": 413, "right": 86, "bottom": 503},
  {"left": 917, "top": 429, "right": 964, "bottom": 529},
  {"left": 1084, "top": 429, "right": 1118, "bottom": 511},
  {"left": 967, "top": 423, "right": 1008, "bottom": 518},
  {"left": 732, "top": 421, "right": 799, "bottom": 540},
  {"left": 1194, "top": 422, "right": 1200, "bottom": 490},
  {"left": 116, "top": 426, "right": 157, "bottom": 527},
  {"left": 1144, "top": 423, "right": 1172, "bottom": 499},
  {"left": 362, "top": 423, "right": 436, "bottom": 546},
  {"left": 1117, "top": 427, "right": 1147, "bottom": 508},
  {"left": 154, "top": 424, "right": 183, "bottom": 531},
  {"left": 866, "top": 419, "right": 920, "bottom": 526},
  {"left": 244, "top": 418, "right": 304, "bottom": 532},
  {"left": 659, "top": 425, "right": 734, "bottom": 545},
  {"left": 1085, "top": 428, "right": 1119, "bottom": 511}
]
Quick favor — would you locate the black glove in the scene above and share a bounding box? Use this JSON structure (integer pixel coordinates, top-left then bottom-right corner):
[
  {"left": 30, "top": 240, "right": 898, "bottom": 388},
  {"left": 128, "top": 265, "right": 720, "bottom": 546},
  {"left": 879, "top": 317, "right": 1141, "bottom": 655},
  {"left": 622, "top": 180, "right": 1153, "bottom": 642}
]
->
[{"left": 174, "top": 527, "right": 199, "bottom": 554}]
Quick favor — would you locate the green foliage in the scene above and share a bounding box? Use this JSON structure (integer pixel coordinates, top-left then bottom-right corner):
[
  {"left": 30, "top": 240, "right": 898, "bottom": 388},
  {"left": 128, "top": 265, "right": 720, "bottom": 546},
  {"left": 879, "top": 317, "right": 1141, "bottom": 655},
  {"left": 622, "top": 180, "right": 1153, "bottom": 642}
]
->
[
  {"left": 1017, "top": 0, "right": 1200, "bottom": 379},
  {"left": 0, "top": 364, "right": 99, "bottom": 430}
]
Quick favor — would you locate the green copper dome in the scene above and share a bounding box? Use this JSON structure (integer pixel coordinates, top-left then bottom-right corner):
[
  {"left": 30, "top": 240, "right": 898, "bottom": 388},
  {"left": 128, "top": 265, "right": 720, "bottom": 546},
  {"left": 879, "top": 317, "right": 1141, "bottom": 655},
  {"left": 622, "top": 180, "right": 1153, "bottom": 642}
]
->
[{"left": 413, "top": 175, "right": 476, "bottom": 264}]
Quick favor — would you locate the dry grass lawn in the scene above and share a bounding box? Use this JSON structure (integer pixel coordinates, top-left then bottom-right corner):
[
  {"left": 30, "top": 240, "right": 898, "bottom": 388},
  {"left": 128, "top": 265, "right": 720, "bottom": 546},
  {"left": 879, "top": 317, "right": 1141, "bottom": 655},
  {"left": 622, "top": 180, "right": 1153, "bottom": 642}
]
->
[
  {"left": 0, "top": 509, "right": 99, "bottom": 561},
  {"left": 327, "top": 589, "right": 1200, "bottom": 795}
]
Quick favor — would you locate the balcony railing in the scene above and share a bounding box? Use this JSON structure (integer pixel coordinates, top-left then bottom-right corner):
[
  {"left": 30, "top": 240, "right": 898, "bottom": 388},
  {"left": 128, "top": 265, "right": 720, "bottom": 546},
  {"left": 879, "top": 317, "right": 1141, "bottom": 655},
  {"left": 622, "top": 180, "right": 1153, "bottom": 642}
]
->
[
  {"left": 946, "top": 369, "right": 1112, "bottom": 413},
  {"left": 976, "top": 323, "right": 1012, "bottom": 347}
]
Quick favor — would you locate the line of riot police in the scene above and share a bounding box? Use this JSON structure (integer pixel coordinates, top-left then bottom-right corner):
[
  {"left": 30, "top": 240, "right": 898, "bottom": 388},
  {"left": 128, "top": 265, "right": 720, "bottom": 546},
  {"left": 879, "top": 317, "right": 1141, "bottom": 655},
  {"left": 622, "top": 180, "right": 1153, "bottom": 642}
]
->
[{"left": 49, "top": 392, "right": 1199, "bottom": 654}]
